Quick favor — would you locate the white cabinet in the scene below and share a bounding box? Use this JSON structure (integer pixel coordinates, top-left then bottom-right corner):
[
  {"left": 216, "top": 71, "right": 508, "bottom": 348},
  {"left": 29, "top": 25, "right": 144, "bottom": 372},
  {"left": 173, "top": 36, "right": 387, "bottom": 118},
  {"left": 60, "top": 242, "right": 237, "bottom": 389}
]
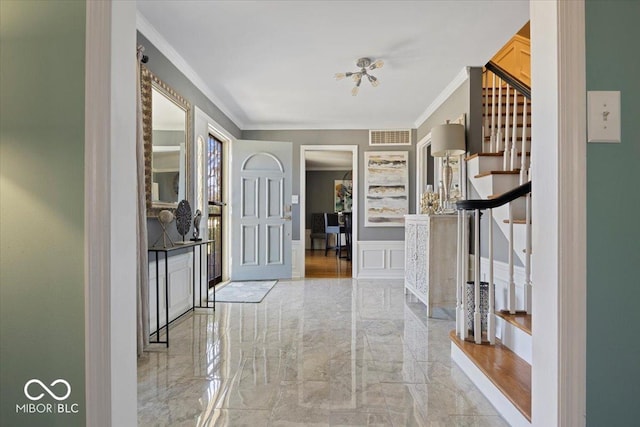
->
[{"left": 404, "top": 214, "right": 458, "bottom": 316}]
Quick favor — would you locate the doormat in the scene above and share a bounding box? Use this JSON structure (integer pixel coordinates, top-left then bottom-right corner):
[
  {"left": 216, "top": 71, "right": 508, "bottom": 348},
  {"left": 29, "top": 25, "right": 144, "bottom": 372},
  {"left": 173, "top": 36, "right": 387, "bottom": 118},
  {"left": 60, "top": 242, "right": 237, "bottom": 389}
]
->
[{"left": 215, "top": 280, "right": 278, "bottom": 303}]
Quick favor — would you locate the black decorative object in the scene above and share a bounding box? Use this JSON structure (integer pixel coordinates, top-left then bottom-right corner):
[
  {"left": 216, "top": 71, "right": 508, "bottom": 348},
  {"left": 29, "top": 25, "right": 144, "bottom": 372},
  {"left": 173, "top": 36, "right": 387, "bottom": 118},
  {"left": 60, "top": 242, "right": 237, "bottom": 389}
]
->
[
  {"left": 191, "top": 209, "right": 202, "bottom": 241},
  {"left": 175, "top": 199, "right": 192, "bottom": 242}
]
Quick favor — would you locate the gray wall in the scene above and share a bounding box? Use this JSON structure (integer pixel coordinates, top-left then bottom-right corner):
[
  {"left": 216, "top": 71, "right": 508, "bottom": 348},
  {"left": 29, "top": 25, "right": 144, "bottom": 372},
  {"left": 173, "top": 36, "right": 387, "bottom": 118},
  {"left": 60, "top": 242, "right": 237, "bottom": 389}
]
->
[
  {"left": 0, "top": 1, "right": 86, "bottom": 424},
  {"left": 305, "top": 170, "right": 351, "bottom": 226},
  {"left": 242, "top": 129, "right": 417, "bottom": 241},
  {"left": 417, "top": 68, "right": 483, "bottom": 155},
  {"left": 139, "top": 32, "right": 242, "bottom": 244},
  {"left": 585, "top": 1, "right": 640, "bottom": 425}
]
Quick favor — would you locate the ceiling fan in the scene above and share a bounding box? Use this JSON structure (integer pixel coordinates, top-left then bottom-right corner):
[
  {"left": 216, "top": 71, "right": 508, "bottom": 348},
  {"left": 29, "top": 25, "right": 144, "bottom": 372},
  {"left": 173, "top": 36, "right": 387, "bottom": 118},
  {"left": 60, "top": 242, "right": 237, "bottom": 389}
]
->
[{"left": 335, "top": 57, "right": 384, "bottom": 96}]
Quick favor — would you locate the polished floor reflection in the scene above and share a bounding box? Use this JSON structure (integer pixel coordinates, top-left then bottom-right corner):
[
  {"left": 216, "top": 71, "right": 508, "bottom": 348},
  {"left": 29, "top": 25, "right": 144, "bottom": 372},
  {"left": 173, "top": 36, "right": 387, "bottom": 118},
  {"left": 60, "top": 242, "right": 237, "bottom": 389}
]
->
[{"left": 137, "top": 279, "right": 508, "bottom": 426}]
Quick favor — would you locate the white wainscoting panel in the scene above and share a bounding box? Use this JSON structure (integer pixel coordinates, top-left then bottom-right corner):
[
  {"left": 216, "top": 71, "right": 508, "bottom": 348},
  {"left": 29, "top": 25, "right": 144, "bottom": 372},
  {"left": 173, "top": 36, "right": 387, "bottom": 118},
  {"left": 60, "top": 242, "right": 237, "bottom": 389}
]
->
[
  {"left": 292, "top": 240, "right": 303, "bottom": 278},
  {"left": 356, "top": 241, "right": 405, "bottom": 279},
  {"left": 149, "top": 252, "right": 193, "bottom": 333},
  {"left": 480, "top": 257, "right": 526, "bottom": 312}
]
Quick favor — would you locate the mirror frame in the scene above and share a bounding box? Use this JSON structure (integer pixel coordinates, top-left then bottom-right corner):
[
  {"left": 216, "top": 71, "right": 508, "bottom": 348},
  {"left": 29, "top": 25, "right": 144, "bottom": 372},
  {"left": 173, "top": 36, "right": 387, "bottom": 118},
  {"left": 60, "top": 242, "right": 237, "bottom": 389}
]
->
[{"left": 141, "top": 65, "right": 192, "bottom": 217}]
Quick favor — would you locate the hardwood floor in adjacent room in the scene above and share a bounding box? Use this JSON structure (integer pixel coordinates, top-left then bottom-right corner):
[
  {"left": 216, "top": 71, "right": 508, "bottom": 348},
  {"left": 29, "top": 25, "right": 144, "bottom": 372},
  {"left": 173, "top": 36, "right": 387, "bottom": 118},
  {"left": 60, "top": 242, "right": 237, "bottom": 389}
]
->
[{"left": 304, "top": 249, "right": 352, "bottom": 278}]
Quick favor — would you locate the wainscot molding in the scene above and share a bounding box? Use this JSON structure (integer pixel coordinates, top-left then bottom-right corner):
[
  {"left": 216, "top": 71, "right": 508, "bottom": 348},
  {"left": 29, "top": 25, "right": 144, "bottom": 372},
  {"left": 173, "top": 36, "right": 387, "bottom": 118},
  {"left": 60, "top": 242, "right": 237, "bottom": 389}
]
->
[
  {"left": 291, "top": 240, "right": 303, "bottom": 279},
  {"left": 356, "top": 241, "right": 405, "bottom": 279},
  {"left": 480, "top": 257, "right": 526, "bottom": 312},
  {"left": 149, "top": 252, "right": 193, "bottom": 331}
]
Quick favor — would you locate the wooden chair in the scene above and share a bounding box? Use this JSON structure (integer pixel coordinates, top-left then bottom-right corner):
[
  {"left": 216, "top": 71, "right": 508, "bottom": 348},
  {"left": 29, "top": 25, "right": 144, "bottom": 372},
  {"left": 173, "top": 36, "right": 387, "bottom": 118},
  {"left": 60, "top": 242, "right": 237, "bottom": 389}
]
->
[
  {"left": 309, "top": 213, "right": 325, "bottom": 250},
  {"left": 324, "top": 212, "right": 343, "bottom": 256},
  {"left": 342, "top": 212, "right": 352, "bottom": 261}
]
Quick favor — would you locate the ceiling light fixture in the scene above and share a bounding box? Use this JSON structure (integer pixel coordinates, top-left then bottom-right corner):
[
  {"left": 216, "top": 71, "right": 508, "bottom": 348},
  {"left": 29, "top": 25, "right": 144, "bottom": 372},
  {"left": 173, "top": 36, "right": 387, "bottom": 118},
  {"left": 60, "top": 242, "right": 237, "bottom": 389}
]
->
[{"left": 335, "top": 57, "right": 384, "bottom": 96}]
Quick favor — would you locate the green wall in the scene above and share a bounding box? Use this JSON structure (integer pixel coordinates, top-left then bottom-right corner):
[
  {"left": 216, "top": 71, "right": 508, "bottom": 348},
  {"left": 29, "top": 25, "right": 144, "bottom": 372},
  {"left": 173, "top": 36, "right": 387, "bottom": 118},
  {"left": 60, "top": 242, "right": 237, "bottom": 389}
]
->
[
  {"left": 586, "top": 1, "right": 640, "bottom": 425},
  {"left": 0, "top": 1, "right": 86, "bottom": 425}
]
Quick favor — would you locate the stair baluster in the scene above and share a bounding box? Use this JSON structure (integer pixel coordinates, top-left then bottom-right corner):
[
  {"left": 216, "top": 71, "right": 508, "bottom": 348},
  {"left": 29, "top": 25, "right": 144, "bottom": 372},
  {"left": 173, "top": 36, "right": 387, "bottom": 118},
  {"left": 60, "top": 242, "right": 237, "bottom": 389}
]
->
[
  {"left": 483, "top": 71, "right": 490, "bottom": 153},
  {"left": 510, "top": 91, "right": 519, "bottom": 171},
  {"left": 488, "top": 208, "right": 496, "bottom": 344},
  {"left": 456, "top": 210, "right": 466, "bottom": 338},
  {"left": 490, "top": 73, "right": 497, "bottom": 153},
  {"left": 503, "top": 84, "right": 511, "bottom": 171},
  {"left": 525, "top": 194, "right": 532, "bottom": 314},
  {"left": 508, "top": 202, "right": 516, "bottom": 314},
  {"left": 474, "top": 209, "right": 482, "bottom": 344},
  {"left": 496, "top": 78, "right": 503, "bottom": 153},
  {"left": 520, "top": 100, "right": 529, "bottom": 184}
]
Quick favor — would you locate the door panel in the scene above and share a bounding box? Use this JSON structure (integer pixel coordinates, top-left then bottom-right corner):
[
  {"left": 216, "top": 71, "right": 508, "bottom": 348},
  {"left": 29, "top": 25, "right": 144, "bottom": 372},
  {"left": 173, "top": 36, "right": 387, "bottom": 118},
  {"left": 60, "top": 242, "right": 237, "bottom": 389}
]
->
[{"left": 231, "top": 140, "right": 292, "bottom": 280}]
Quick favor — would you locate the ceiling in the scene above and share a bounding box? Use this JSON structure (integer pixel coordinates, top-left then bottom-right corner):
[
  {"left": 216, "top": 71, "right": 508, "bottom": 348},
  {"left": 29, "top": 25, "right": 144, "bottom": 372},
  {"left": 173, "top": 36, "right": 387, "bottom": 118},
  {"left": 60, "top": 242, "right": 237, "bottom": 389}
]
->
[
  {"left": 305, "top": 150, "right": 353, "bottom": 171},
  {"left": 137, "top": 1, "right": 529, "bottom": 131}
]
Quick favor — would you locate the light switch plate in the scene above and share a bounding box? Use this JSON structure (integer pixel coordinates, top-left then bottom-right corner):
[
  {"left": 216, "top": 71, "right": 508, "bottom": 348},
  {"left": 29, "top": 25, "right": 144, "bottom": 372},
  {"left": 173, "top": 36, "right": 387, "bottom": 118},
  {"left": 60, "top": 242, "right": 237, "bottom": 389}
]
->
[
  {"left": 291, "top": 194, "right": 299, "bottom": 204},
  {"left": 588, "top": 91, "right": 621, "bottom": 143}
]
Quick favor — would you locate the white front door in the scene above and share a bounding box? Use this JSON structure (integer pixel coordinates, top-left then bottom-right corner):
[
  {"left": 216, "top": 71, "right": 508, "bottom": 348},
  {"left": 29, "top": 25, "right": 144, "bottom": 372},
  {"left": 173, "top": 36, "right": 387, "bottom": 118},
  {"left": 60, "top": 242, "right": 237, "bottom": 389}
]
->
[{"left": 230, "top": 140, "right": 292, "bottom": 280}]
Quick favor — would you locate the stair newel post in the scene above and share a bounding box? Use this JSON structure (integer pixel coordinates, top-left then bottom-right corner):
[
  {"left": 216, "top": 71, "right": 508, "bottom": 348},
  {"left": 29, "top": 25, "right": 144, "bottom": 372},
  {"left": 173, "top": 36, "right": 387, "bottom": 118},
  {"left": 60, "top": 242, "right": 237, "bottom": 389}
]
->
[
  {"left": 503, "top": 84, "right": 511, "bottom": 171},
  {"left": 490, "top": 73, "right": 497, "bottom": 153},
  {"left": 462, "top": 210, "right": 470, "bottom": 339},
  {"left": 474, "top": 209, "right": 482, "bottom": 344},
  {"left": 525, "top": 193, "right": 532, "bottom": 314},
  {"left": 520, "top": 99, "right": 529, "bottom": 184},
  {"left": 488, "top": 208, "right": 496, "bottom": 344},
  {"left": 510, "top": 91, "right": 519, "bottom": 171},
  {"left": 456, "top": 210, "right": 465, "bottom": 338},
  {"left": 508, "top": 202, "right": 516, "bottom": 314},
  {"left": 496, "top": 78, "right": 503, "bottom": 153}
]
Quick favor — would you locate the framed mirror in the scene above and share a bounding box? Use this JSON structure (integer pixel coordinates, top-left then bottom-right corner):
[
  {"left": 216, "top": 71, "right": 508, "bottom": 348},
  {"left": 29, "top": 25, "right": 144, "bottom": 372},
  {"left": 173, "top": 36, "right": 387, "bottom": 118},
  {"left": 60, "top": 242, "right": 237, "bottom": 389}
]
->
[{"left": 141, "top": 66, "right": 192, "bottom": 216}]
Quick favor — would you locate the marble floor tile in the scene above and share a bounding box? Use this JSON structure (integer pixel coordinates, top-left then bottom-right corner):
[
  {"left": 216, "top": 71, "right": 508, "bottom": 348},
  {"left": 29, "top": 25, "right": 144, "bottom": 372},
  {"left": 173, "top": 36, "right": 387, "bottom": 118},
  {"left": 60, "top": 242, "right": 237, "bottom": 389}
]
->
[{"left": 137, "top": 278, "right": 507, "bottom": 426}]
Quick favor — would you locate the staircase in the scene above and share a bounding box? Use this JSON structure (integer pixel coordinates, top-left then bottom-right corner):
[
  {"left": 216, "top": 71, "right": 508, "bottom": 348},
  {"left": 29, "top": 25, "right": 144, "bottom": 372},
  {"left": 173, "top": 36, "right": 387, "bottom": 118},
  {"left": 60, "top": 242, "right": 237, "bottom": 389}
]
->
[{"left": 450, "top": 63, "right": 533, "bottom": 427}]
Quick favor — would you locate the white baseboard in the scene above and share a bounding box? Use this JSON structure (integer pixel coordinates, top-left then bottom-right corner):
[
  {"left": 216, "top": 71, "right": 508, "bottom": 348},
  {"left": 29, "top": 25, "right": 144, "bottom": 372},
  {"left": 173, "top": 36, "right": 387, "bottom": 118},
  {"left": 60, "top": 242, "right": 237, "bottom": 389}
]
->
[
  {"left": 356, "top": 241, "right": 404, "bottom": 279},
  {"left": 452, "top": 343, "right": 531, "bottom": 427}
]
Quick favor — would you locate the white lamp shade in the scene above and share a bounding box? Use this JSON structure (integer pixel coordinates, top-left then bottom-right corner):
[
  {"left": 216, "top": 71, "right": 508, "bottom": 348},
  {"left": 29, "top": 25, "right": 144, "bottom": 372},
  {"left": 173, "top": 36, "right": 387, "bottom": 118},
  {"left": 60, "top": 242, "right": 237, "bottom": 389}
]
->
[{"left": 431, "top": 123, "right": 466, "bottom": 157}]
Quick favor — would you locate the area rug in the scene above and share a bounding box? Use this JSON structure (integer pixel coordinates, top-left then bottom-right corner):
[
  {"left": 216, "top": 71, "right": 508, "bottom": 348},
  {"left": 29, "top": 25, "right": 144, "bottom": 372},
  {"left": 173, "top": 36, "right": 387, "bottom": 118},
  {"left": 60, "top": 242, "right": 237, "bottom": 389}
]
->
[{"left": 215, "top": 280, "right": 278, "bottom": 303}]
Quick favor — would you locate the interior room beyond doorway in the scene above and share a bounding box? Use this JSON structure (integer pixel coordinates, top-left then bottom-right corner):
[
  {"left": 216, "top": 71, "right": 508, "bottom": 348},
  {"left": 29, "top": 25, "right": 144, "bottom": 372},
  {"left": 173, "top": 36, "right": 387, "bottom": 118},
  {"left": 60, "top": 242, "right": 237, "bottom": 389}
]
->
[{"left": 301, "top": 146, "right": 357, "bottom": 278}]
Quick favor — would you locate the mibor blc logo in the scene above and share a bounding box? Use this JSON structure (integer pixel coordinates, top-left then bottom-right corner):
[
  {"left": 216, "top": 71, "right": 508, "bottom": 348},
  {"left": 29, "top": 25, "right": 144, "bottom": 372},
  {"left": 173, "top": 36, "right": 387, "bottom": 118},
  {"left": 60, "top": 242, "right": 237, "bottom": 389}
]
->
[{"left": 16, "top": 379, "right": 80, "bottom": 415}]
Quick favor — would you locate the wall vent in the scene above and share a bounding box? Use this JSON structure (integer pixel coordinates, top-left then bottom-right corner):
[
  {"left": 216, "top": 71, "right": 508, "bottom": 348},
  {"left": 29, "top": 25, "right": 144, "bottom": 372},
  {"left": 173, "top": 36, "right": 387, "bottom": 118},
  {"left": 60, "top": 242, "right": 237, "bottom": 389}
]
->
[{"left": 369, "top": 129, "right": 412, "bottom": 146}]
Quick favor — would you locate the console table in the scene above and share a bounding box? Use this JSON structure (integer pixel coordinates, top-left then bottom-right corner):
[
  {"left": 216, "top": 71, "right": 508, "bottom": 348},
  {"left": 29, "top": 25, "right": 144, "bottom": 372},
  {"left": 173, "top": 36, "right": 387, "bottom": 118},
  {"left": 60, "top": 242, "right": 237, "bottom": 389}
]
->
[
  {"left": 404, "top": 214, "right": 458, "bottom": 317},
  {"left": 148, "top": 239, "right": 215, "bottom": 346}
]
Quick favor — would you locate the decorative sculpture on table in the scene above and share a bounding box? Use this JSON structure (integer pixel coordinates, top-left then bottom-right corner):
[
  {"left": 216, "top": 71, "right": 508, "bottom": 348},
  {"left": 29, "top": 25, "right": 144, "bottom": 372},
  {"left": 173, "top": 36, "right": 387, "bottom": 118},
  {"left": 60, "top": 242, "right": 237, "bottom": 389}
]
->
[
  {"left": 420, "top": 191, "right": 440, "bottom": 215},
  {"left": 153, "top": 210, "right": 175, "bottom": 248},
  {"left": 191, "top": 209, "right": 202, "bottom": 241},
  {"left": 175, "top": 199, "right": 192, "bottom": 243}
]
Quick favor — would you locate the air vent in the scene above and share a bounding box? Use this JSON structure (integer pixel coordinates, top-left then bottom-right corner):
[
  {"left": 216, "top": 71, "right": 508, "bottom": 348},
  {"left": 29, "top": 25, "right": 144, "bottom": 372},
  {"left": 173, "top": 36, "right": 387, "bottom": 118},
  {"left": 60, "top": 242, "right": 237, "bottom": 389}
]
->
[{"left": 369, "top": 129, "right": 412, "bottom": 146}]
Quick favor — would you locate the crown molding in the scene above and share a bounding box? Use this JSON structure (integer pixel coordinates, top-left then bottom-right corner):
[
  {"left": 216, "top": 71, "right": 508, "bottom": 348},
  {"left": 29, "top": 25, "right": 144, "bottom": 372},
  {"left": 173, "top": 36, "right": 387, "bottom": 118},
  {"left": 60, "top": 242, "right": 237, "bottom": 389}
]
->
[
  {"left": 413, "top": 66, "right": 470, "bottom": 128},
  {"left": 136, "top": 12, "right": 245, "bottom": 130}
]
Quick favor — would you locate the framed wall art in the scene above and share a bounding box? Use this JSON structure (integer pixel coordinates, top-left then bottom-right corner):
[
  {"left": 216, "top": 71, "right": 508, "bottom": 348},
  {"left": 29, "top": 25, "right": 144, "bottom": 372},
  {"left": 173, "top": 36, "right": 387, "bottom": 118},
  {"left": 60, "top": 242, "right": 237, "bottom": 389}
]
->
[
  {"left": 334, "top": 179, "right": 353, "bottom": 212},
  {"left": 364, "top": 151, "right": 409, "bottom": 227}
]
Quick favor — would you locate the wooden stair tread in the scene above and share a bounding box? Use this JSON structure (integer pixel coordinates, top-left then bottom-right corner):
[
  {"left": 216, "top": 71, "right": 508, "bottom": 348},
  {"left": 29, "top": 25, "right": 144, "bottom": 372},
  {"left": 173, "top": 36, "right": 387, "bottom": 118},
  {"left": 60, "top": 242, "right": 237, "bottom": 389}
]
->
[
  {"left": 474, "top": 170, "right": 520, "bottom": 178},
  {"left": 466, "top": 152, "right": 530, "bottom": 161},
  {"left": 450, "top": 330, "right": 531, "bottom": 422},
  {"left": 495, "top": 311, "right": 532, "bottom": 335}
]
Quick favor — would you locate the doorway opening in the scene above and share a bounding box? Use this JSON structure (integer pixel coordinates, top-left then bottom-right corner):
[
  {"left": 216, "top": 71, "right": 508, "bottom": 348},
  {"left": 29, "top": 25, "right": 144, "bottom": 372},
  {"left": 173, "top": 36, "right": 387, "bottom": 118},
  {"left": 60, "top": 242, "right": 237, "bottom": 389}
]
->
[{"left": 299, "top": 145, "right": 358, "bottom": 278}]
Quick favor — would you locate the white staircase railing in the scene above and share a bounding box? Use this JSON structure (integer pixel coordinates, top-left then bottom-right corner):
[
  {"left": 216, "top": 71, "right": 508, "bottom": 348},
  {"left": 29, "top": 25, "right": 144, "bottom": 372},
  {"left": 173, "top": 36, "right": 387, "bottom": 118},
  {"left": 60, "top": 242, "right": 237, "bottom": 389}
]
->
[
  {"left": 482, "top": 64, "right": 531, "bottom": 180},
  {"left": 455, "top": 181, "right": 532, "bottom": 344}
]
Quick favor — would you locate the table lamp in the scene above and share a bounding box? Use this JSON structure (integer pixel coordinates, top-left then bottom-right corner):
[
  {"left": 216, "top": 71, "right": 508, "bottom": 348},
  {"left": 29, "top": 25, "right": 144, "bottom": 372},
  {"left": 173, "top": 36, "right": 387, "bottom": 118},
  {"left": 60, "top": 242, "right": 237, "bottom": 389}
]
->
[{"left": 431, "top": 122, "right": 466, "bottom": 211}]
